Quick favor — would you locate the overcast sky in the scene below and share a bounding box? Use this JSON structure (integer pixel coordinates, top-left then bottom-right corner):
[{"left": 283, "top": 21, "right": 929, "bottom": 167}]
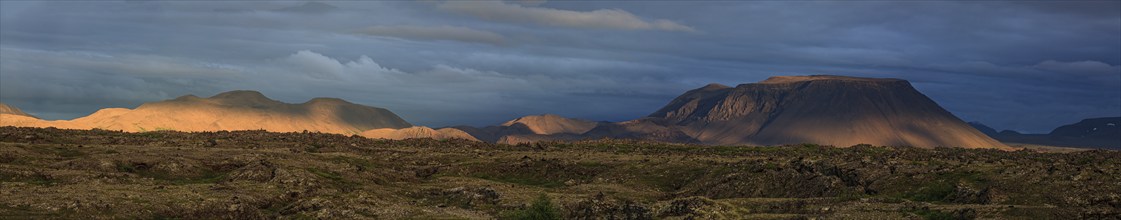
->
[{"left": 1, "top": 1, "right": 1118, "bottom": 133}]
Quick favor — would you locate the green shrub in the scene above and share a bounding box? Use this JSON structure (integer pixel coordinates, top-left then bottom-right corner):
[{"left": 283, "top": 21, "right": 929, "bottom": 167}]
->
[{"left": 505, "top": 194, "right": 561, "bottom": 220}]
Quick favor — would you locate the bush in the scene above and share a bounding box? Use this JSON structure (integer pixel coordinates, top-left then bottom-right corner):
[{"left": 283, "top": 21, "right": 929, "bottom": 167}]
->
[{"left": 506, "top": 194, "right": 561, "bottom": 220}]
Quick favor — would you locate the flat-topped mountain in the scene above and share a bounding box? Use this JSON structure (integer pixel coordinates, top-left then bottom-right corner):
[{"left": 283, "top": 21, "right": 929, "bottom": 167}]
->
[
  {"left": 0, "top": 90, "right": 411, "bottom": 134},
  {"left": 628, "top": 75, "right": 1008, "bottom": 148}
]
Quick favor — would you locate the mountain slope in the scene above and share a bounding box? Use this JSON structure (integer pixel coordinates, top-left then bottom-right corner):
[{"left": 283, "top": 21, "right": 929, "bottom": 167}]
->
[
  {"left": 499, "top": 114, "right": 599, "bottom": 135},
  {"left": 643, "top": 75, "right": 1007, "bottom": 149},
  {"left": 448, "top": 114, "right": 601, "bottom": 144},
  {"left": 1049, "top": 117, "right": 1120, "bottom": 139},
  {"left": 361, "top": 126, "right": 479, "bottom": 141},
  {"left": 0, "top": 102, "right": 37, "bottom": 118},
  {"left": 0, "top": 91, "right": 411, "bottom": 134},
  {"left": 968, "top": 122, "right": 999, "bottom": 137}
]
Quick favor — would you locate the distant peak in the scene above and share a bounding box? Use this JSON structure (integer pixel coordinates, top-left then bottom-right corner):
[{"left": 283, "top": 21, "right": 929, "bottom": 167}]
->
[
  {"left": 211, "top": 90, "right": 269, "bottom": 100},
  {"left": 758, "top": 75, "right": 903, "bottom": 84},
  {"left": 507, "top": 114, "right": 551, "bottom": 122},
  {"left": 699, "top": 83, "right": 730, "bottom": 90},
  {"left": 305, "top": 97, "right": 351, "bottom": 105},
  {"left": 172, "top": 95, "right": 201, "bottom": 101},
  {"left": 503, "top": 114, "right": 588, "bottom": 125}
]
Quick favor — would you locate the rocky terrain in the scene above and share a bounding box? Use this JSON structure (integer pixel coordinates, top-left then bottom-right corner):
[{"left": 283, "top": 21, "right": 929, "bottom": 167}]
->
[{"left": 1, "top": 126, "right": 1117, "bottom": 219}]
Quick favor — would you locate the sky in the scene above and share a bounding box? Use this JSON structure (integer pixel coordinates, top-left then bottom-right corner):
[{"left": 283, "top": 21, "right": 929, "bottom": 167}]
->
[{"left": 0, "top": 0, "right": 1119, "bottom": 133}]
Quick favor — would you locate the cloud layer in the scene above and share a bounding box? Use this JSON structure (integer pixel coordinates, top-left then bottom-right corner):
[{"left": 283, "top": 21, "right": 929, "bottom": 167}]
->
[
  {"left": 353, "top": 25, "right": 507, "bottom": 45},
  {"left": 0, "top": 1, "right": 1117, "bottom": 133},
  {"left": 437, "top": 1, "right": 695, "bottom": 32}
]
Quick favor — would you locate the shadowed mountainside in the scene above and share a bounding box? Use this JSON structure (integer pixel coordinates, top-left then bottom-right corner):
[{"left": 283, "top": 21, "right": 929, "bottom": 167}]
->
[
  {"left": 448, "top": 114, "right": 601, "bottom": 144},
  {"left": 582, "top": 75, "right": 1008, "bottom": 149},
  {"left": 439, "top": 75, "right": 1007, "bottom": 149},
  {"left": 972, "top": 117, "right": 1120, "bottom": 149}
]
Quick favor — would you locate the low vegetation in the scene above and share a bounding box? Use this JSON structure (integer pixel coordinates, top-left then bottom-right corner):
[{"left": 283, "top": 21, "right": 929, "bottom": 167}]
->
[{"left": 0, "top": 126, "right": 1118, "bottom": 219}]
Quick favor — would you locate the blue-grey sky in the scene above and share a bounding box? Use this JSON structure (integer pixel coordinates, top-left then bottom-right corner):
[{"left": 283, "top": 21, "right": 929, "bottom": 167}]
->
[{"left": 1, "top": 0, "right": 1118, "bottom": 133}]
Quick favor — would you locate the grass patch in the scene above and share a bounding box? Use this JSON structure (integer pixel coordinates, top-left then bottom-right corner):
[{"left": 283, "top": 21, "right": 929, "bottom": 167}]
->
[
  {"left": 23, "top": 145, "right": 86, "bottom": 158},
  {"left": 0, "top": 204, "right": 64, "bottom": 217},
  {"left": 902, "top": 171, "right": 990, "bottom": 203},
  {"left": 910, "top": 209, "right": 955, "bottom": 220},
  {"left": 168, "top": 171, "right": 227, "bottom": 185},
  {"left": 307, "top": 168, "right": 344, "bottom": 181},
  {"left": 327, "top": 156, "right": 376, "bottom": 171},
  {"left": 467, "top": 160, "right": 606, "bottom": 188},
  {"left": 139, "top": 132, "right": 164, "bottom": 138},
  {"left": 114, "top": 162, "right": 227, "bottom": 185},
  {"left": 307, "top": 168, "right": 359, "bottom": 191},
  {"left": 0, "top": 172, "right": 55, "bottom": 186},
  {"left": 53, "top": 147, "right": 85, "bottom": 158},
  {"left": 636, "top": 164, "right": 710, "bottom": 192},
  {"left": 906, "top": 182, "right": 956, "bottom": 202},
  {"left": 473, "top": 173, "right": 565, "bottom": 188}
]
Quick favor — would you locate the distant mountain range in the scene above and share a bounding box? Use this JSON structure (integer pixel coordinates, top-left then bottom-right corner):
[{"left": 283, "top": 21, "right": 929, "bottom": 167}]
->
[
  {"left": 0, "top": 90, "right": 411, "bottom": 134},
  {"left": 0, "top": 75, "right": 1054, "bottom": 149},
  {"left": 970, "top": 118, "right": 1121, "bottom": 149}
]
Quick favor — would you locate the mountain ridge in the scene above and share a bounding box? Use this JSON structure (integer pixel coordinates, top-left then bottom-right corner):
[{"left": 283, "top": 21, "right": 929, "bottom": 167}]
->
[
  {"left": 0, "top": 102, "right": 37, "bottom": 119},
  {"left": 0, "top": 75, "right": 1021, "bottom": 149},
  {"left": 971, "top": 117, "right": 1120, "bottom": 149},
  {"left": 0, "top": 91, "right": 411, "bottom": 134}
]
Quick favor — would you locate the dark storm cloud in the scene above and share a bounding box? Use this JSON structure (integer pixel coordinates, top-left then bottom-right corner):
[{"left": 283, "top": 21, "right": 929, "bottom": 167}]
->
[{"left": 0, "top": 0, "right": 1117, "bottom": 133}]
